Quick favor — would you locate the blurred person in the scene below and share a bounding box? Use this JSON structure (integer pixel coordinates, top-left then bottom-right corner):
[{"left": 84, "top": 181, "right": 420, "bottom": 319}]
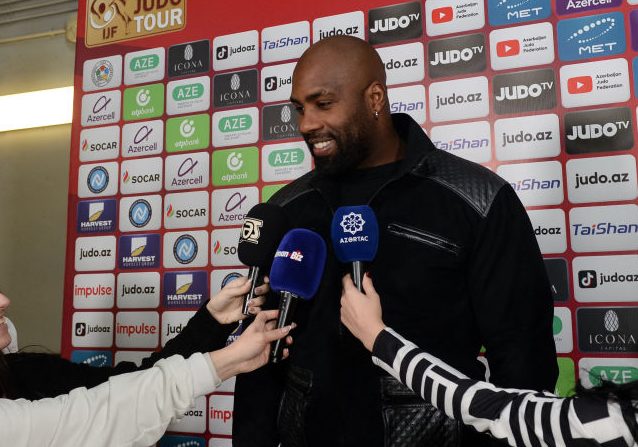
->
[
  {"left": 232, "top": 35, "right": 557, "bottom": 447},
  {"left": 0, "top": 275, "right": 268, "bottom": 399},
  {"left": 0, "top": 307, "right": 294, "bottom": 447},
  {"left": 341, "top": 273, "right": 638, "bottom": 447}
]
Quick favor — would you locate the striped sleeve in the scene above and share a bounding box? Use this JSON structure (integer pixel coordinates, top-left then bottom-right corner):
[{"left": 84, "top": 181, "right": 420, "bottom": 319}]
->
[{"left": 371, "top": 328, "right": 636, "bottom": 447}]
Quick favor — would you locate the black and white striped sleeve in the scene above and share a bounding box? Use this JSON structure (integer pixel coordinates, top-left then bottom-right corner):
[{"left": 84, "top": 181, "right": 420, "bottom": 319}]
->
[{"left": 371, "top": 328, "right": 637, "bottom": 447}]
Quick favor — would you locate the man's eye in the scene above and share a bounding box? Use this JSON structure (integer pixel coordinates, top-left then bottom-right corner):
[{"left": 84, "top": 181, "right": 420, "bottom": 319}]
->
[
  {"left": 293, "top": 106, "right": 304, "bottom": 114},
  {"left": 317, "top": 102, "right": 331, "bottom": 109}
]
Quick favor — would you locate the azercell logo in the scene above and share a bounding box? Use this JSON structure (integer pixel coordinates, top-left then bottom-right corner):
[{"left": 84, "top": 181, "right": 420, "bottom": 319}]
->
[
  {"left": 122, "top": 120, "right": 163, "bottom": 157},
  {"left": 558, "top": 13, "right": 625, "bottom": 61}
]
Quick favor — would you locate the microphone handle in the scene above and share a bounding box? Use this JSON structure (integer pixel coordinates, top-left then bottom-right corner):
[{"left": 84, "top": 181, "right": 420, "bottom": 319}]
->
[
  {"left": 352, "top": 261, "right": 363, "bottom": 292},
  {"left": 241, "top": 266, "right": 260, "bottom": 316},
  {"left": 270, "top": 291, "right": 298, "bottom": 364}
]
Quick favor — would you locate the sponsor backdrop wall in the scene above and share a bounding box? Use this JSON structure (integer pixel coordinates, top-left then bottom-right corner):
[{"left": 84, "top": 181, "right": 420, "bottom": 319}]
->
[{"left": 65, "top": 0, "right": 638, "bottom": 444}]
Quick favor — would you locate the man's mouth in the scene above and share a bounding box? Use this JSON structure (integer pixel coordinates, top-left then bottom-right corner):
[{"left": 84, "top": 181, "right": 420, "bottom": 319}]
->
[{"left": 310, "top": 139, "right": 336, "bottom": 157}]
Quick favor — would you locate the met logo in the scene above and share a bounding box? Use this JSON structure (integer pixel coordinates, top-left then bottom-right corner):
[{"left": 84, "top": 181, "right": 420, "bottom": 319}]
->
[
  {"left": 488, "top": 0, "right": 550, "bottom": 26},
  {"left": 557, "top": 13, "right": 625, "bottom": 61}
]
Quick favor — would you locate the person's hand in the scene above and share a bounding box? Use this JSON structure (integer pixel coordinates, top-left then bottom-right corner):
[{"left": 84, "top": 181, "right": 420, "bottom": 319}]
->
[
  {"left": 340, "top": 273, "right": 385, "bottom": 352},
  {"left": 210, "top": 309, "right": 294, "bottom": 380},
  {"left": 206, "top": 276, "right": 269, "bottom": 324}
]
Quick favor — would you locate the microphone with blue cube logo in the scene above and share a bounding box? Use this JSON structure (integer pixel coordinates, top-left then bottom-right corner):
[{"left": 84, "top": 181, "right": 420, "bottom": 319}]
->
[{"left": 331, "top": 205, "right": 379, "bottom": 291}]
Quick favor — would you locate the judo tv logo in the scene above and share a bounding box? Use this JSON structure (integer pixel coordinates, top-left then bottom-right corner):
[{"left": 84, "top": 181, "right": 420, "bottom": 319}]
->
[
  {"left": 493, "top": 68, "right": 556, "bottom": 114},
  {"left": 564, "top": 107, "right": 633, "bottom": 154},
  {"left": 428, "top": 33, "right": 485, "bottom": 78},
  {"left": 368, "top": 2, "right": 422, "bottom": 45}
]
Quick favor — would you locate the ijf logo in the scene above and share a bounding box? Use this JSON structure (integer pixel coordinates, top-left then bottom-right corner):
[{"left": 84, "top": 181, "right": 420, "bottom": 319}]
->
[
  {"left": 79, "top": 162, "right": 118, "bottom": 198},
  {"left": 487, "top": 0, "right": 551, "bottom": 26},
  {"left": 557, "top": 12, "right": 625, "bottom": 61},
  {"left": 164, "top": 231, "right": 208, "bottom": 268},
  {"left": 118, "top": 234, "right": 160, "bottom": 269},
  {"left": 84, "top": 0, "right": 185, "bottom": 48},
  {"left": 122, "top": 120, "right": 163, "bottom": 157},
  {"left": 83, "top": 55, "right": 122, "bottom": 91},
  {"left": 81, "top": 90, "right": 121, "bottom": 127},
  {"left": 212, "top": 30, "right": 259, "bottom": 71},
  {"left": 124, "top": 47, "right": 164, "bottom": 86},
  {"left": 77, "top": 199, "right": 116, "bottom": 233},
  {"left": 119, "top": 194, "right": 161, "bottom": 232}
]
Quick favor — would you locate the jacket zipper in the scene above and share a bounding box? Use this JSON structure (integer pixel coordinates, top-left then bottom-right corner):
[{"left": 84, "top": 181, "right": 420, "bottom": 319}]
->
[{"left": 387, "top": 223, "right": 461, "bottom": 256}]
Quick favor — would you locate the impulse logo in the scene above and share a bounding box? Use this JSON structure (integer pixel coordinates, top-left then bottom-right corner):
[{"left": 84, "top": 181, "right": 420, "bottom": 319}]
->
[
  {"left": 428, "top": 33, "right": 486, "bottom": 78},
  {"left": 493, "top": 68, "right": 556, "bottom": 114},
  {"left": 368, "top": 2, "right": 422, "bottom": 45},
  {"left": 119, "top": 234, "right": 160, "bottom": 269},
  {"left": 564, "top": 107, "right": 633, "bottom": 154},
  {"left": 488, "top": 0, "right": 551, "bottom": 26},
  {"left": 115, "top": 312, "right": 159, "bottom": 349},
  {"left": 73, "top": 273, "right": 115, "bottom": 309},
  {"left": 557, "top": 13, "right": 625, "bottom": 61}
]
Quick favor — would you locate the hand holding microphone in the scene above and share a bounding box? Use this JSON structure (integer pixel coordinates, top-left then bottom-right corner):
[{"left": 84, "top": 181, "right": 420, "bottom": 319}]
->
[
  {"left": 331, "top": 206, "right": 379, "bottom": 291},
  {"left": 340, "top": 274, "right": 385, "bottom": 352},
  {"left": 269, "top": 228, "right": 327, "bottom": 363},
  {"left": 238, "top": 203, "right": 289, "bottom": 316}
]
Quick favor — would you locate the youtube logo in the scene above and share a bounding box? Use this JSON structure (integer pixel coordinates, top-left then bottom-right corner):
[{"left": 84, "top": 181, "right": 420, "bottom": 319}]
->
[
  {"left": 432, "top": 7, "right": 453, "bottom": 23},
  {"left": 496, "top": 39, "right": 520, "bottom": 57},
  {"left": 496, "top": 39, "right": 521, "bottom": 57},
  {"left": 568, "top": 76, "right": 593, "bottom": 94}
]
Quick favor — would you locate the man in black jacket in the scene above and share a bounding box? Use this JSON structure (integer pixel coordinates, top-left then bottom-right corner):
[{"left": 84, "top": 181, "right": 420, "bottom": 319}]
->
[{"left": 232, "top": 36, "right": 558, "bottom": 447}]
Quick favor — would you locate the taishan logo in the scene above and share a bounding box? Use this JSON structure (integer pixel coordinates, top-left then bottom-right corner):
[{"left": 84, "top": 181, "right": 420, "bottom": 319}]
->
[{"left": 85, "top": 0, "right": 186, "bottom": 47}]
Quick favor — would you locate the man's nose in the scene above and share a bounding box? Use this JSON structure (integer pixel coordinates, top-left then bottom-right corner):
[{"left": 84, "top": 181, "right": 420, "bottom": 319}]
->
[{"left": 298, "top": 110, "right": 322, "bottom": 135}]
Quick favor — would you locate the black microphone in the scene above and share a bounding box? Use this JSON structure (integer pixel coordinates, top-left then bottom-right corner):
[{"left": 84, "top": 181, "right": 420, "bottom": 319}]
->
[
  {"left": 330, "top": 206, "right": 379, "bottom": 291},
  {"left": 269, "top": 228, "right": 327, "bottom": 363},
  {"left": 237, "top": 203, "right": 289, "bottom": 315}
]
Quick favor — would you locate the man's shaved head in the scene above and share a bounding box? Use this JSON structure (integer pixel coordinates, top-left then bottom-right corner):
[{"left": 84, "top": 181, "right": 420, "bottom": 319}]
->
[{"left": 291, "top": 37, "right": 398, "bottom": 175}]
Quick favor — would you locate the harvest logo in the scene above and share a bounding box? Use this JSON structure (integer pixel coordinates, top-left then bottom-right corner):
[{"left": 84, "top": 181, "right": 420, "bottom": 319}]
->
[{"left": 85, "top": 0, "right": 186, "bottom": 47}]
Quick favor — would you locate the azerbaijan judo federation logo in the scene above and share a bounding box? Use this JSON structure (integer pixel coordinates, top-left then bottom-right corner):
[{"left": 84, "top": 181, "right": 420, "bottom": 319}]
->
[{"left": 340, "top": 212, "right": 365, "bottom": 235}]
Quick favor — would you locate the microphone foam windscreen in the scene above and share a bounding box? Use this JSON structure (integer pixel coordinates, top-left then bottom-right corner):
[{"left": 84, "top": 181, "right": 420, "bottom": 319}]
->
[
  {"left": 331, "top": 205, "right": 379, "bottom": 263},
  {"left": 238, "top": 203, "right": 289, "bottom": 268},
  {"left": 269, "top": 229, "right": 327, "bottom": 300}
]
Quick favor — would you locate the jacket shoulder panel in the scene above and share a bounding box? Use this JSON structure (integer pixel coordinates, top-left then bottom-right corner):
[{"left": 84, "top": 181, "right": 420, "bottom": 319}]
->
[
  {"left": 268, "top": 171, "right": 316, "bottom": 207},
  {"left": 414, "top": 149, "right": 507, "bottom": 218}
]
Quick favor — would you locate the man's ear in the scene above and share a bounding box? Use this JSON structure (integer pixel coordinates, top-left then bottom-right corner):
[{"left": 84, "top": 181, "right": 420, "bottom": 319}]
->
[{"left": 366, "top": 81, "right": 387, "bottom": 114}]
